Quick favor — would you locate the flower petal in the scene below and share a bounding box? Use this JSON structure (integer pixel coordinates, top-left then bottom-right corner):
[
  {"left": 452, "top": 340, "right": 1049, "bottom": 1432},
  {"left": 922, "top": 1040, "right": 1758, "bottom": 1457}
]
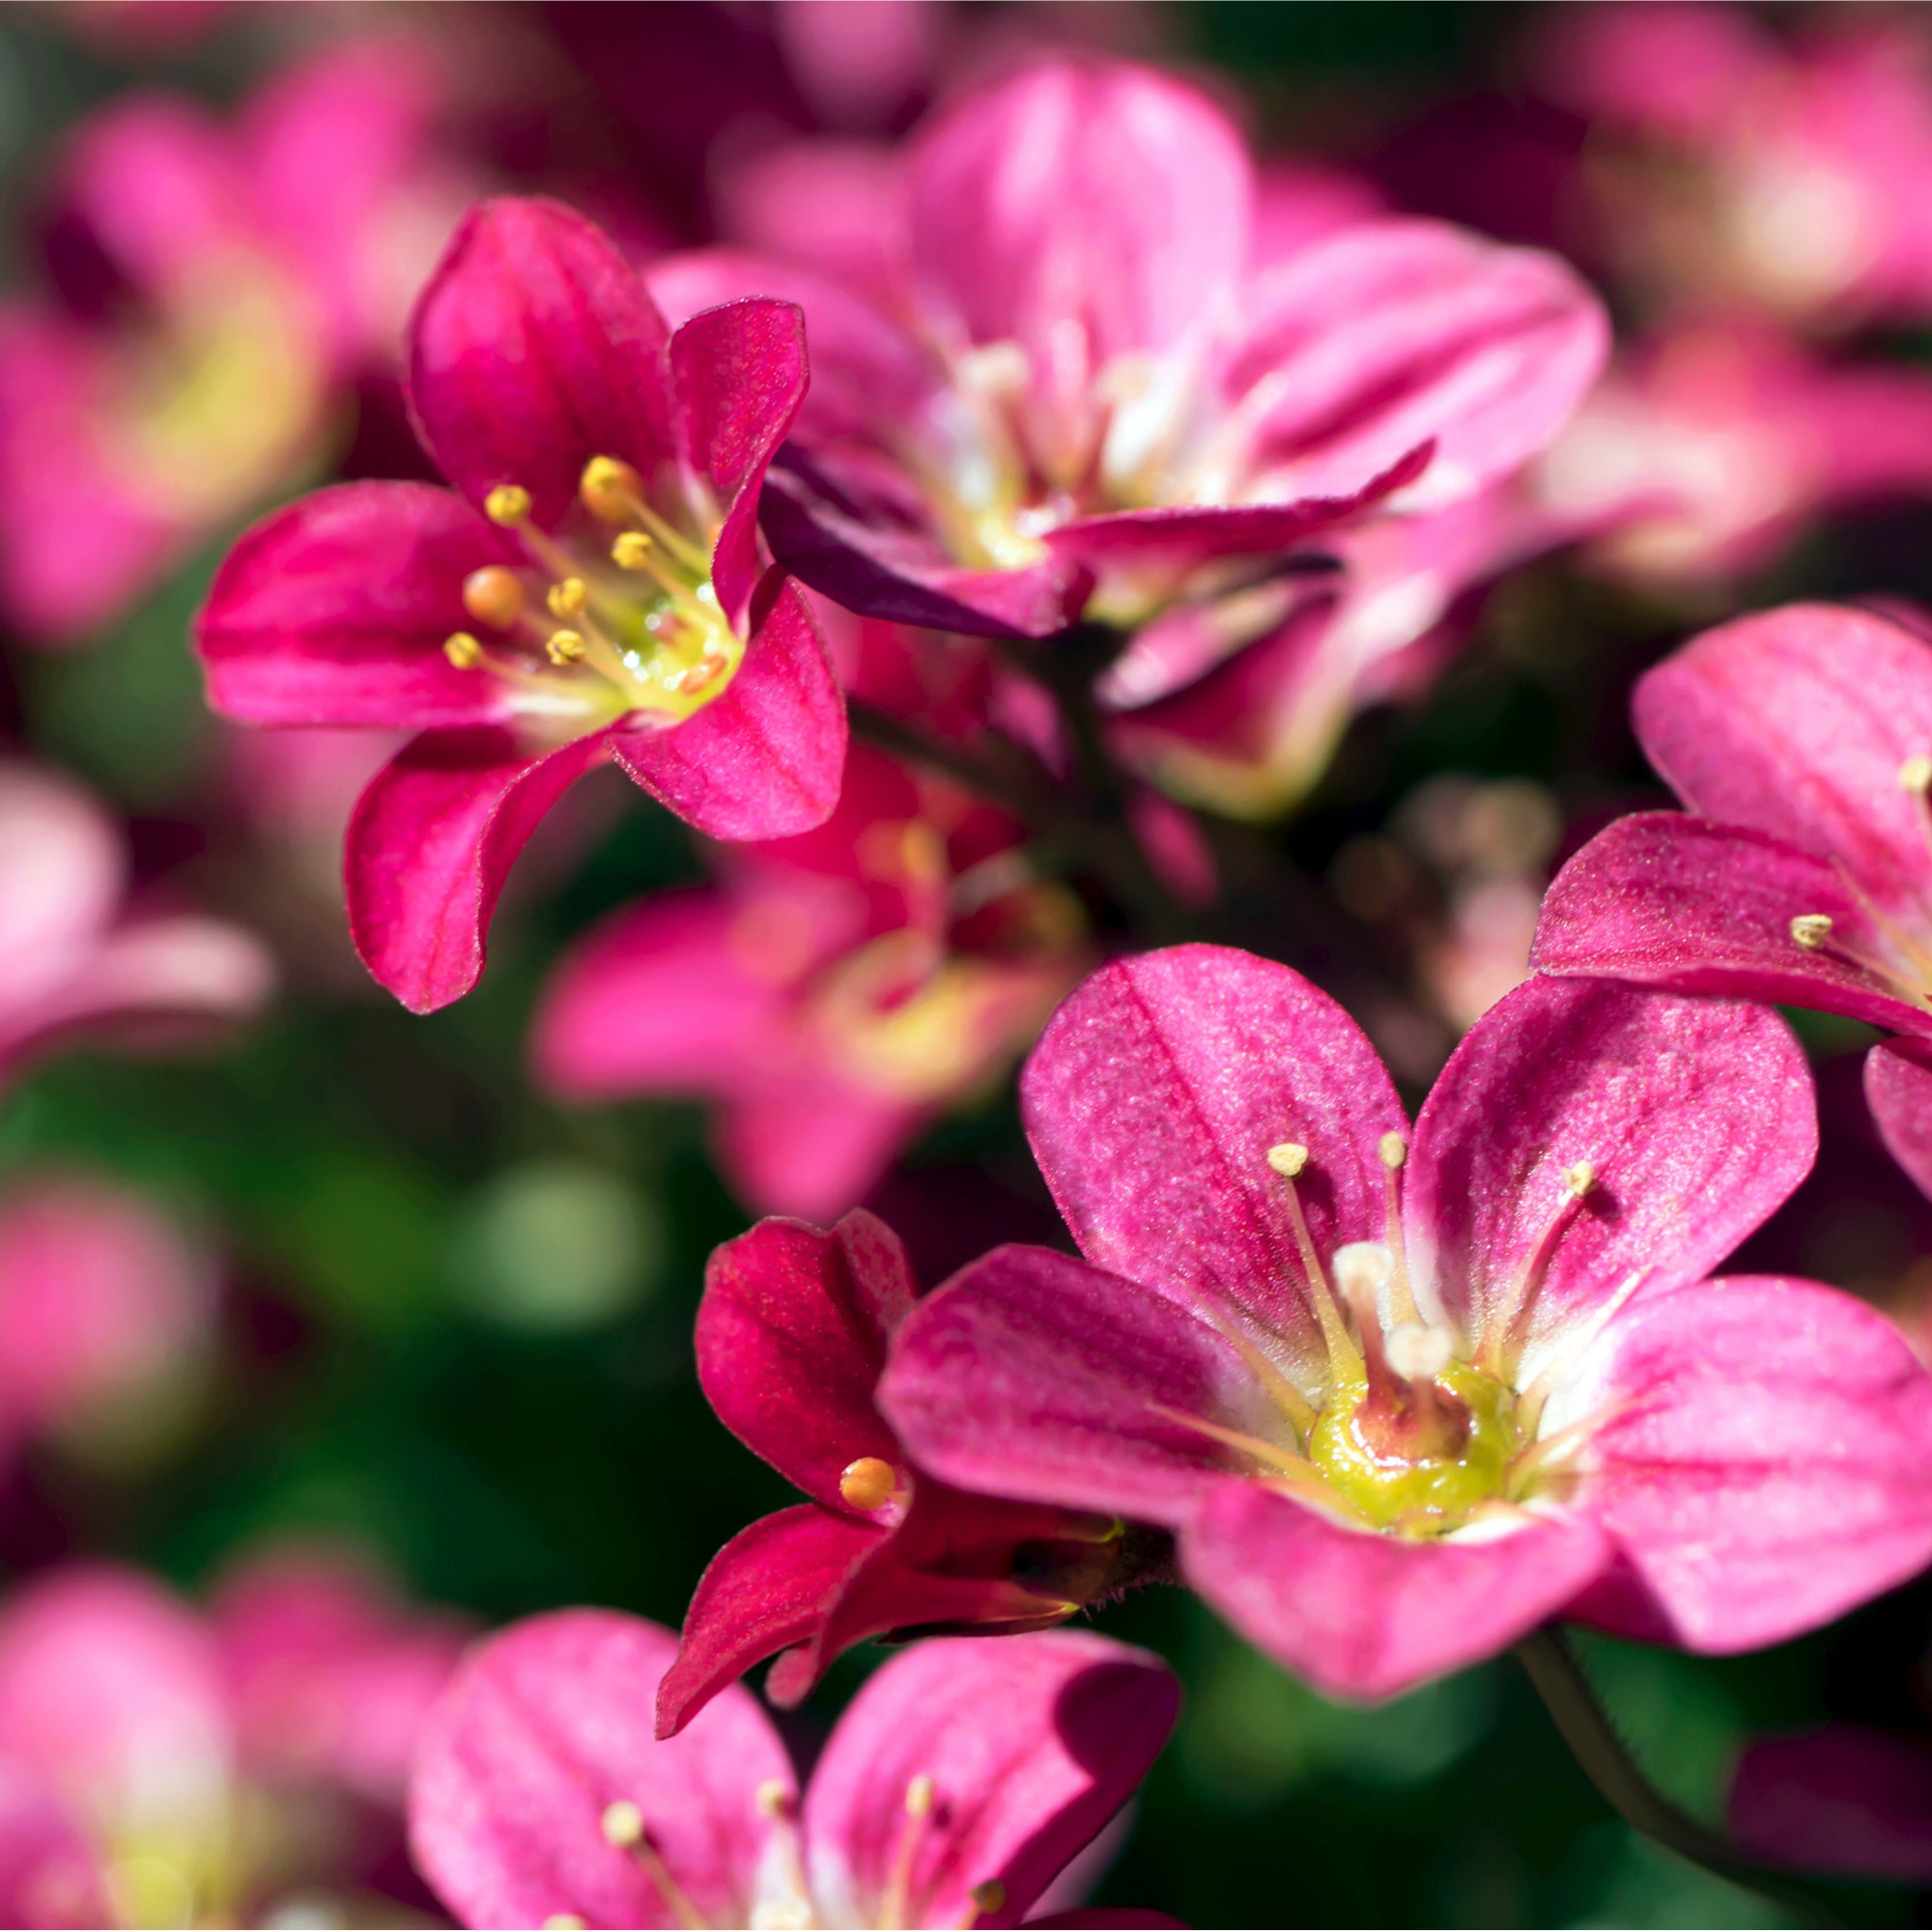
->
[
  {"left": 407, "top": 197, "right": 673, "bottom": 526},
  {"left": 1730, "top": 1727, "right": 1932, "bottom": 1884},
  {"left": 1532, "top": 811, "right": 1929, "bottom": 1037},
  {"left": 1552, "top": 1277, "right": 1932, "bottom": 1652},
  {"left": 1406, "top": 979, "right": 1815, "bottom": 1370},
  {"left": 1867, "top": 1039, "right": 1932, "bottom": 1201},
  {"left": 802, "top": 1631, "right": 1179, "bottom": 1931},
  {"left": 655, "top": 1504, "right": 881, "bottom": 1741},
  {"left": 346, "top": 725, "right": 612, "bottom": 1014},
  {"left": 717, "top": 1078, "right": 924, "bottom": 1222},
  {"left": 0, "top": 1762, "right": 107, "bottom": 1929},
  {"left": 1182, "top": 1488, "right": 1610, "bottom": 1702},
  {"left": 1020, "top": 946, "right": 1406, "bottom": 1362},
  {"left": 696, "top": 1208, "right": 914, "bottom": 1508},
  {"left": 409, "top": 1609, "right": 792, "bottom": 1931},
  {"left": 611, "top": 578, "right": 846, "bottom": 840},
  {"left": 879, "top": 1243, "right": 1268, "bottom": 1527},
  {"left": 195, "top": 484, "right": 522, "bottom": 729}
]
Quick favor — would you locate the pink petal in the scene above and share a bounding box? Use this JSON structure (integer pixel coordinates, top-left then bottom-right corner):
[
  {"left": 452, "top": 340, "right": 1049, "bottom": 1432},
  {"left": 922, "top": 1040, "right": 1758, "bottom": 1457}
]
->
[
  {"left": 346, "top": 725, "right": 612, "bottom": 1013},
  {"left": 1867, "top": 1039, "right": 1932, "bottom": 1201},
  {"left": 1182, "top": 1487, "right": 1610, "bottom": 1702},
  {"left": 1019, "top": 946, "right": 1406, "bottom": 1362},
  {"left": 1406, "top": 978, "right": 1816, "bottom": 1371},
  {"left": 879, "top": 1243, "right": 1267, "bottom": 1526},
  {"left": 655, "top": 1505, "right": 881, "bottom": 1741},
  {"left": 716, "top": 1078, "right": 925, "bottom": 1222},
  {"left": 195, "top": 483, "right": 522, "bottom": 729},
  {"left": 1634, "top": 603, "right": 1932, "bottom": 917},
  {"left": 668, "top": 298, "right": 808, "bottom": 627},
  {"left": 0, "top": 1764, "right": 106, "bottom": 1930},
  {"left": 697, "top": 1208, "right": 913, "bottom": 1508},
  {"left": 1730, "top": 1727, "right": 1932, "bottom": 1884},
  {"left": 410, "top": 1609, "right": 793, "bottom": 1931},
  {"left": 0, "top": 765, "right": 122, "bottom": 1009},
  {"left": 803, "top": 1631, "right": 1179, "bottom": 1930},
  {"left": 611, "top": 578, "right": 846, "bottom": 841},
  {"left": 406, "top": 198, "right": 673, "bottom": 527},
  {"left": 1532, "top": 811, "right": 1929, "bottom": 1037},
  {"left": 1558, "top": 1277, "right": 1932, "bottom": 1652}
]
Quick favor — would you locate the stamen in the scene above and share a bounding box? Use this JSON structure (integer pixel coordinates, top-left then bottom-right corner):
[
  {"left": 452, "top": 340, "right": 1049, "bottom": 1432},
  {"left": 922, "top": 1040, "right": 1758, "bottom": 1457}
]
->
[
  {"left": 548, "top": 577, "right": 587, "bottom": 620},
  {"left": 443, "top": 631, "right": 483, "bottom": 669},
  {"left": 968, "top": 1880, "right": 1008, "bottom": 1920},
  {"left": 1508, "top": 1395, "right": 1629, "bottom": 1492},
  {"left": 582, "top": 455, "right": 644, "bottom": 523},
  {"left": 876, "top": 1776, "right": 935, "bottom": 1931},
  {"left": 485, "top": 483, "right": 531, "bottom": 526},
  {"left": 601, "top": 1802, "right": 644, "bottom": 1848},
  {"left": 1199, "top": 1311, "right": 1318, "bottom": 1437},
  {"left": 755, "top": 1779, "right": 791, "bottom": 1818},
  {"left": 1149, "top": 1402, "right": 1320, "bottom": 1478},
  {"left": 1789, "top": 913, "right": 1833, "bottom": 949},
  {"left": 1479, "top": 1164, "right": 1596, "bottom": 1377},
  {"left": 1827, "top": 859, "right": 1932, "bottom": 997},
  {"left": 1901, "top": 755, "right": 1932, "bottom": 794},
  {"left": 546, "top": 629, "right": 586, "bottom": 666},
  {"left": 1264, "top": 1146, "right": 1362, "bottom": 1380},
  {"left": 602, "top": 1800, "right": 706, "bottom": 1931},
  {"left": 544, "top": 1918, "right": 587, "bottom": 1930},
  {"left": 463, "top": 566, "right": 526, "bottom": 630},
  {"left": 1515, "top": 1264, "right": 1650, "bottom": 1435},
  {"left": 1378, "top": 1130, "right": 1420, "bottom": 1325},
  {"left": 611, "top": 531, "right": 723, "bottom": 634},
  {"left": 838, "top": 1456, "right": 898, "bottom": 1512}
]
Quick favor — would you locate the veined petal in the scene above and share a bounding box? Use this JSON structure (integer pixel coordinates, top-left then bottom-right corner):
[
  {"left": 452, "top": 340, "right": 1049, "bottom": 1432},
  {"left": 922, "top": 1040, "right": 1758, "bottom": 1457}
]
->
[
  {"left": 803, "top": 1631, "right": 1179, "bottom": 1932},
  {"left": 346, "top": 725, "right": 612, "bottom": 1014},
  {"left": 1866, "top": 1039, "right": 1932, "bottom": 1202}
]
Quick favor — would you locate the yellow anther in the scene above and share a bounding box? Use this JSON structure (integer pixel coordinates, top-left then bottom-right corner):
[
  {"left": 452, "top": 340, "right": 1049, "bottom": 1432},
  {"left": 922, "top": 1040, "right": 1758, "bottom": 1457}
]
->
[
  {"left": 484, "top": 483, "right": 531, "bottom": 526},
  {"left": 601, "top": 1800, "right": 644, "bottom": 1848},
  {"left": 1564, "top": 1160, "right": 1596, "bottom": 1199},
  {"left": 755, "top": 1778, "right": 791, "bottom": 1818},
  {"left": 443, "top": 631, "right": 483, "bottom": 669},
  {"left": 612, "top": 531, "right": 654, "bottom": 570},
  {"left": 463, "top": 565, "right": 526, "bottom": 630},
  {"left": 904, "top": 1774, "right": 935, "bottom": 1819},
  {"left": 544, "top": 1918, "right": 587, "bottom": 1930},
  {"left": 1378, "top": 1131, "right": 1407, "bottom": 1171},
  {"left": 1790, "top": 913, "right": 1834, "bottom": 949},
  {"left": 1266, "top": 1142, "right": 1309, "bottom": 1179},
  {"left": 548, "top": 577, "right": 587, "bottom": 620},
  {"left": 582, "top": 455, "right": 643, "bottom": 521},
  {"left": 838, "top": 1456, "right": 898, "bottom": 1512},
  {"left": 1901, "top": 755, "right": 1932, "bottom": 794},
  {"left": 969, "top": 1880, "right": 1008, "bottom": 1916},
  {"left": 546, "top": 629, "right": 586, "bottom": 666}
]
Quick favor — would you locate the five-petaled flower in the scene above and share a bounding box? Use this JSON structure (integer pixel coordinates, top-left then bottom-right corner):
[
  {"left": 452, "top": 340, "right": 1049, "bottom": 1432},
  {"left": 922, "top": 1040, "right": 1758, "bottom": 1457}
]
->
[
  {"left": 875, "top": 944, "right": 1932, "bottom": 1701},
  {"left": 1533, "top": 602, "right": 1932, "bottom": 1203},
  {"left": 410, "top": 1612, "right": 1179, "bottom": 1931},
  {"left": 195, "top": 195, "right": 846, "bottom": 1013},
  {"left": 655, "top": 1208, "right": 1147, "bottom": 1740}
]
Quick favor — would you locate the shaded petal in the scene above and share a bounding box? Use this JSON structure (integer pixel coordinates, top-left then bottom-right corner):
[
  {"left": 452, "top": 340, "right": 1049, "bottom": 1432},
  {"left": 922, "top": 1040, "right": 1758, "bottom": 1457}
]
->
[
  {"left": 407, "top": 198, "right": 672, "bottom": 526},
  {"left": 696, "top": 1208, "right": 914, "bottom": 1508},
  {"left": 1553, "top": 1277, "right": 1932, "bottom": 1652},
  {"left": 1183, "top": 1489, "right": 1609, "bottom": 1702},
  {"left": 611, "top": 579, "right": 846, "bottom": 841},
  {"left": 1020, "top": 946, "right": 1406, "bottom": 1360},
  {"left": 346, "top": 725, "right": 612, "bottom": 1014},
  {"left": 717, "top": 1078, "right": 923, "bottom": 1223},
  {"left": 879, "top": 1244, "right": 1269, "bottom": 1527},
  {"left": 409, "top": 1609, "right": 792, "bottom": 1931},
  {"left": 1407, "top": 979, "right": 1816, "bottom": 1373},
  {"left": 1730, "top": 1727, "right": 1932, "bottom": 1885},
  {"left": 1532, "top": 811, "right": 1930, "bottom": 1037},
  {"left": 655, "top": 1505, "right": 882, "bottom": 1741},
  {"left": 1867, "top": 1039, "right": 1932, "bottom": 1202},
  {"left": 803, "top": 1631, "right": 1179, "bottom": 1931},
  {"left": 195, "top": 484, "right": 523, "bottom": 729}
]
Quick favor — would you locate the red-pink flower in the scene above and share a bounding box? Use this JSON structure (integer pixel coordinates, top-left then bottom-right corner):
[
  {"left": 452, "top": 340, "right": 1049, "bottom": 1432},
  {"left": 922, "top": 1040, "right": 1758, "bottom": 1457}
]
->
[
  {"left": 877, "top": 945, "right": 1932, "bottom": 1702},
  {"left": 655, "top": 1209, "right": 1145, "bottom": 1740},
  {"left": 195, "top": 195, "right": 846, "bottom": 1013},
  {"left": 532, "top": 743, "right": 1088, "bottom": 1218},
  {"left": 0, "top": 760, "right": 272, "bottom": 1094},
  {"left": 653, "top": 55, "right": 1607, "bottom": 640},
  {"left": 411, "top": 1611, "right": 1178, "bottom": 1930},
  {"left": 1534, "top": 603, "right": 1932, "bottom": 1204}
]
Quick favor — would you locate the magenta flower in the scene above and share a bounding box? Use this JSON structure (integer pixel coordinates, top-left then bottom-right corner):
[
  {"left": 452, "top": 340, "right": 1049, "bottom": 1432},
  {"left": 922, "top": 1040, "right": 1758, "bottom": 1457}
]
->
[
  {"left": 532, "top": 743, "right": 1088, "bottom": 1218},
  {"left": 1534, "top": 603, "right": 1932, "bottom": 1201},
  {"left": 1728, "top": 1725, "right": 1932, "bottom": 1886},
  {"left": 195, "top": 195, "right": 846, "bottom": 1013},
  {"left": 656, "top": 1209, "right": 1141, "bottom": 1740},
  {"left": 411, "top": 1611, "right": 1178, "bottom": 1930},
  {"left": 875, "top": 945, "right": 1932, "bottom": 1702},
  {"left": 652, "top": 54, "right": 1607, "bottom": 640}
]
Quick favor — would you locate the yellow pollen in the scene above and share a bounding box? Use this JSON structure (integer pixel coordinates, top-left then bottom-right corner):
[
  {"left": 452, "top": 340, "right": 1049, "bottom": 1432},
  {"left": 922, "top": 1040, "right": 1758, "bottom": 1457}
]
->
[
  {"left": 969, "top": 1880, "right": 1008, "bottom": 1915},
  {"left": 443, "top": 631, "right": 483, "bottom": 669},
  {"left": 582, "top": 455, "right": 643, "bottom": 521},
  {"left": 485, "top": 483, "right": 531, "bottom": 526},
  {"left": 755, "top": 1778, "right": 791, "bottom": 1818},
  {"left": 1266, "top": 1142, "right": 1309, "bottom": 1179},
  {"left": 904, "top": 1774, "right": 935, "bottom": 1819},
  {"left": 601, "top": 1800, "right": 645, "bottom": 1848},
  {"left": 1901, "top": 755, "right": 1932, "bottom": 794},
  {"left": 838, "top": 1456, "right": 898, "bottom": 1512},
  {"left": 544, "top": 1918, "right": 587, "bottom": 1930},
  {"left": 1563, "top": 1160, "right": 1596, "bottom": 1199},
  {"left": 548, "top": 577, "right": 587, "bottom": 619},
  {"left": 612, "top": 531, "right": 654, "bottom": 570},
  {"left": 546, "top": 629, "right": 586, "bottom": 666},
  {"left": 1378, "top": 1131, "right": 1407, "bottom": 1171},
  {"left": 1790, "top": 913, "right": 1834, "bottom": 949},
  {"left": 463, "top": 565, "right": 526, "bottom": 629}
]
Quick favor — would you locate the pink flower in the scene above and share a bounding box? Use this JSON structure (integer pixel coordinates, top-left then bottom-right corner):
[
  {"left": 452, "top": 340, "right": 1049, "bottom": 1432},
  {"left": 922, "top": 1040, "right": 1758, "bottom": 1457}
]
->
[
  {"left": 411, "top": 1610, "right": 1179, "bottom": 1930},
  {"left": 876, "top": 945, "right": 1932, "bottom": 1702},
  {"left": 655, "top": 1209, "right": 1144, "bottom": 1740},
  {"left": 653, "top": 55, "right": 1607, "bottom": 640},
  {"left": 0, "top": 760, "right": 272, "bottom": 1095},
  {"left": 1728, "top": 1725, "right": 1932, "bottom": 1885},
  {"left": 1534, "top": 603, "right": 1932, "bottom": 1203},
  {"left": 532, "top": 742, "right": 1088, "bottom": 1218},
  {"left": 195, "top": 195, "right": 846, "bottom": 1013}
]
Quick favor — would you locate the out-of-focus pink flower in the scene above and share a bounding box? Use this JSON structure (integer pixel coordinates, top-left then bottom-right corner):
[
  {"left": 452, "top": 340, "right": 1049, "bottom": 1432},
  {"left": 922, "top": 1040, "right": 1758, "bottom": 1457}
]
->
[
  {"left": 657, "top": 54, "right": 1606, "bottom": 641},
  {"left": 1534, "top": 327, "right": 1932, "bottom": 585},
  {"left": 0, "top": 38, "right": 477, "bottom": 644},
  {"left": 878, "top": 947, "right": 1932, "bottom": 1702},
  {"left": 1730, "top": 1726, "right": 1932, "bottom": 1885},
  {"left": 532, "top": 739, "right": 1084, "bottom": 1218},
  {"left": 196, "top": 196, "right": 846, "bottom": 1014},
  {"left": 654, "top": 1210, "right": 1144, "bottom": 1738},
  {"left": 412, "top": 1611, "right": 1179, "bottom": 1930},
  {"left": 0, "top": 761, "right": 272, "bottom": 1095}
]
